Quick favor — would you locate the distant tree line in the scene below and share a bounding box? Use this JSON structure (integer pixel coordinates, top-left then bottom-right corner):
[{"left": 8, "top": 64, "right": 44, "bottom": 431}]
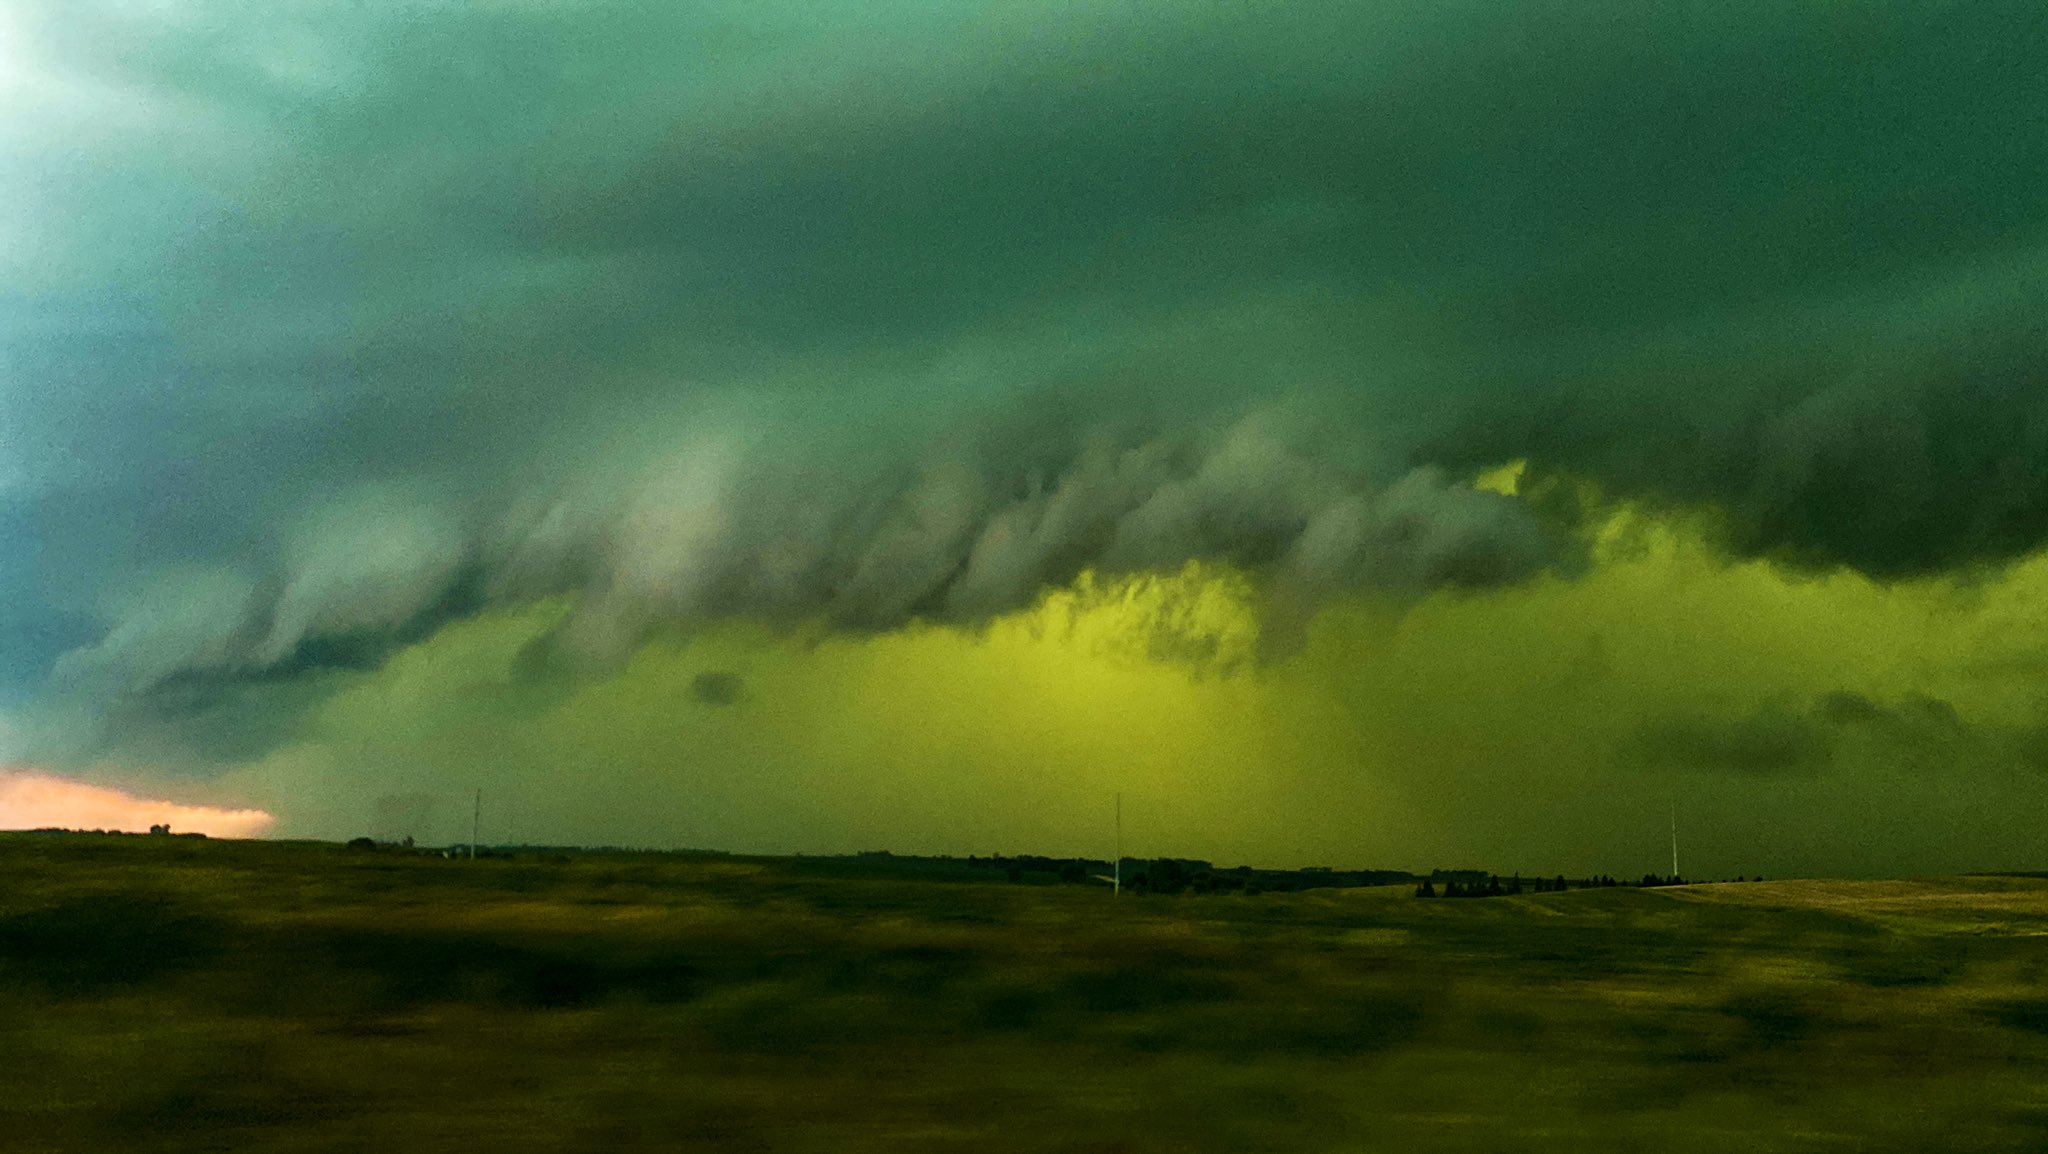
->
[
  {"left": 1414, "top": 872, "right": 1766, "bottom": 897},
  {"left": 22, "top": 827, "right": 206, "bottom": 839},
  {"left": 341, "top": 836, "right": 560, "bottom": 861},
  {"left": 313, "top": 835, "right": 1772, "bottom": 897},
  {"left": 966, "top": 853, "right": 1102, "bottom": 884},
  {"left": 1414, "top": 873, "right": 1535, "bottom": 898},
  {"left": 958, "top": 854, "right": 1415, "bottom": 894}
]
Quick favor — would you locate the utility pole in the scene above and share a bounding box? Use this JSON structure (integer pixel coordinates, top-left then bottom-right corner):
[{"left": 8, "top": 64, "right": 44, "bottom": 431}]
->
[
  {"left": 1669, "top": 799, "right": 1679, "bottom": 879},
  {"left": 472, "top": 789, "right": 480, "bottom": 861},
  {"left": 1114, "top": 792, "right": 1122, "bottom": 896}
]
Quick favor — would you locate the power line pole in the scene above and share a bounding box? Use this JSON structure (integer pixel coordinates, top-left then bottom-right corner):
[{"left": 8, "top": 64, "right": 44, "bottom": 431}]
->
[
  {"left": 1669, "top": 799, "right": 1679, "bottom": 879},
  {"left": 1114, "top": 792, "right": 1122, "bottom": 897},
  {"left": 472, "top": 789, "right": 480, "bottom": 861}
]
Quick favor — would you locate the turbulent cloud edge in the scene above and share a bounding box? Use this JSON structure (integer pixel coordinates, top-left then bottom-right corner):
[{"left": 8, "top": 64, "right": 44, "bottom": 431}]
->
[{"left": 49, "top": 406, "right": 1553, "bottom": 728}]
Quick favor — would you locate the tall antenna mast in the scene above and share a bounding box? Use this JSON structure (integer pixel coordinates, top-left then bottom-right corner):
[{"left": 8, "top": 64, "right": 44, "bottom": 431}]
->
[
  {"left": 1114, "top": 792, "right": 1122, "bottom": 897},
  {"left": 1669, "top": 798, "right": 1678, "bottom": 879},
  {"left": 472, "top": 789, "right": 480, "bottom": 861}
]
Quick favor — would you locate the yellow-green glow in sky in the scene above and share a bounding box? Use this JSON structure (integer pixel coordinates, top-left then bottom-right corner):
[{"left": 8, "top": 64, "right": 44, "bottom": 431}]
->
[{"left": 184, "top": 480, "right": 2048, "bottom": 879}]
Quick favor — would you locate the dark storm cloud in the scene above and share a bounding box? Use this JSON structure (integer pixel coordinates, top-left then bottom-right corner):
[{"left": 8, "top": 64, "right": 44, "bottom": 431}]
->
[
  {"left": 1630, "top": 690, "right": 2009, "bottom": 779},
  {"left": 688, "top": 672, "right": 743, "bottom": 708},
  {"left": 5, "top": 1, "right": 2046, "bottom": 757},
  {"left": 1632, "top": 703, "right": 1835, "bottom": 778},
  {"left": 1444, "top": 326, "right": 2048, "bottom": 576}
]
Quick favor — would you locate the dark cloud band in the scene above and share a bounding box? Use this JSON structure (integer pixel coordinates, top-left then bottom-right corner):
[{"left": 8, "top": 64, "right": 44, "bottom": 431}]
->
[{"left": 5, "top": 0, "right": 2046, "bottom": 769}]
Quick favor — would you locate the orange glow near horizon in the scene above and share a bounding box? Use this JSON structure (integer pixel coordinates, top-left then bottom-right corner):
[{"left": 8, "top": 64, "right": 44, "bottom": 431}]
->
[{"left": 0, "top": 770, "right": 276, "bottom": 838}]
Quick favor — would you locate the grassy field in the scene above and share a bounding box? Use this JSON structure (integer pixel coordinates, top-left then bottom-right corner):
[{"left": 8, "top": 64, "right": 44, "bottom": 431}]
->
[{"left": 5, "top": 835, "right": 2048, "bottom": 1151}]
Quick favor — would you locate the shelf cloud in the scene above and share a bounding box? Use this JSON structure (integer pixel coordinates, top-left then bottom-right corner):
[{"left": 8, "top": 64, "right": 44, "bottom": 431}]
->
[{"left": 5, "top": 1, "right": 2047, "bottom": 872}]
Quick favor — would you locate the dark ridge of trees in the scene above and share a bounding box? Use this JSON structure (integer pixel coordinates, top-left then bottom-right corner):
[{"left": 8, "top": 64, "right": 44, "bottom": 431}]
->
[
  {"left": 810, "top": 851, "right": 1737, "bottom": 897},
  {"left": 21, "top": 827, "right": 206, "bottom": 839},
  {"left": 11, "top": 829, "right": 1758, "bottom": 899},
  {"left": 955, "top": 854, "right": 1419, "bottom": 895},
  {"left": 1414, "top": 872, "right": 1717, "bottom": 898}
]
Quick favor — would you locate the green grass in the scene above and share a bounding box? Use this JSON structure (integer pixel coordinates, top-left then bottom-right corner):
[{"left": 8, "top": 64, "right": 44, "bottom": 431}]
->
[{"left": 4, "top": 835, "right": 2048, "bottom": 1151}]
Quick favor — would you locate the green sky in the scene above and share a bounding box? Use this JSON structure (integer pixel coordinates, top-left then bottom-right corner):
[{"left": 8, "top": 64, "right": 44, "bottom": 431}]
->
[{"left": 5, "top": 1, "right": 2048, "bottom": 875}]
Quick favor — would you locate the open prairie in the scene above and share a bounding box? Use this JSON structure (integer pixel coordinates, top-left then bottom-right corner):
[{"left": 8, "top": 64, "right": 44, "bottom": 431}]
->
[{"left": 5, "top": 835, "right": 2048, "bottom": 1152}]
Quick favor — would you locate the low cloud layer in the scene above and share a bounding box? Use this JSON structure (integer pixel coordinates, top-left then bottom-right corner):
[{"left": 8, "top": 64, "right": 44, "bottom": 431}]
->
[
  {"left": 1630, "top": 692, "right": 1981, "bottom": 779},
  {"left": 40, "top": 406, "right": 1553, "bottom": 740}
]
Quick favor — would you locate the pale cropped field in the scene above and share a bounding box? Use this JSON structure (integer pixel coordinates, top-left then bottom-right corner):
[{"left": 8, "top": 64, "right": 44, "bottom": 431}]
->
[{"left": 4, "top": 835, "right": 2048, "bottom": 1152}]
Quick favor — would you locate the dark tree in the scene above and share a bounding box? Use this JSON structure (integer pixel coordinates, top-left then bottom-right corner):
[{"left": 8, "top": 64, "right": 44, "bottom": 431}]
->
[{"left": 1150, "top": 859, "right": 1187, "bottom": 894}]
